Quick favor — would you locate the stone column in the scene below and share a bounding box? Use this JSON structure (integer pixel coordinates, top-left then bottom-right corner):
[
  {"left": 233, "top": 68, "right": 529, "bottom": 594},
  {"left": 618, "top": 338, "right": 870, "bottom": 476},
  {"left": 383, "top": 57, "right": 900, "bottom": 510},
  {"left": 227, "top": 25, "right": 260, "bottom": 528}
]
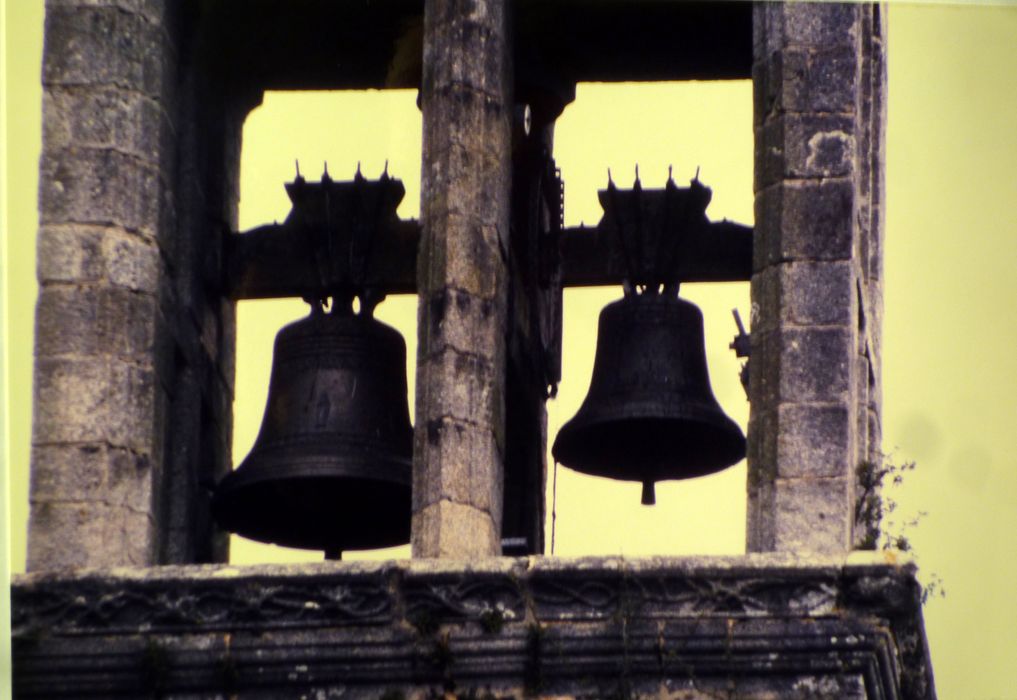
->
[
  {"left": 413, "top": 0, "right": 513, "bottom": 557},
  {"left": 747, "top": 3, "right": 886, "bottom": 554},
  {"left": 28, "top": 0, "right": 179, "bottom": 569}
]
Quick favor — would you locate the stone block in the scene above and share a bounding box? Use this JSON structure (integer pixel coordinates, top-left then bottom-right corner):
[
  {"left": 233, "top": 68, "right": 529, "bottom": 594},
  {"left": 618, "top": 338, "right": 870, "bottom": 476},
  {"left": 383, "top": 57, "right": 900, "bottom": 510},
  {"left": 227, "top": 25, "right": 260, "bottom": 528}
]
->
[
  {"left": 412, "top": 499, "right": 500, "bottom": 558},
  {"left": 44, "top": 0, "right": 169, "bottom": 25},
  {"left": 107, "top": 288, "right": 159, "bottom": 359},
  {"left": 103, "top": 228, "right": 162, "bottom": 290},
  {"left": 32, "top": 356, "right": 110, "bottom": 444},
  {"left": 418, "top": 213, "right": 506, "bottom": 299},
  {"left": 779, "top": 260, "right": 856, "bottom": 327},
  {"left": 423, "top": 137, "right": 509, "bottom": 213},
  {"left": 34, "top": 357, "right": 156, "bottom": 455},
  {"left": 754, "top": 180, "right": 855, "bottom": 267},
  {"left": 756, "top": 2, "right": 860, "bottom": 56},
  {"left": 754, "top": 47, "right": 858, "bottom": 125},
  {"left": 756, "top": 114, "right": 856, "bottom": 188},
  {"left": 35, "top": 285, "right": 159, "bottom": 361},
  {"left": 415, "top": 347, "right": 499, "bottom": 428},
  {"left": 427, "top": 19, "right": 509, "bottom": 98},
  {"left": 39, "top": 147, "right": 161, "bottom": 238},
  {"left": 30, "top": 443, "right": 154, "bottom": 513},
  {"left": 29, "top": 443, "right": 107, "bottom": 502},
  {"left": 772, "top": 477, "right": 851, "bottom": 554},
  {"left": 42, "top": 5, "right": 169, "bottom": 98},
  {"left": 34, "top": 285, "right": 103, "bottom": 357},
  {"left": 775, "top": 403, "right": 854, "bottom": 478},
  {"left": 36, "top": 225, "right": 103, "bottom": 284},
  {"left": 37, "top": 225, "right": 161, "bottom": 291},
  {"left": 43, "top": 87, "right": 165, "bottom": 163},
  {"left": 777, "top": 326, "right": 853, "bottom": 404},
  {"left": 106, "top": 362, "right": 157, "bottom": 452},
  {"left": 783, "top": 3, "right": 860, "bottom": 50},
  {"left": 750, "top": 327, "right": 853, "bottom": 406},
  {"left": 413, "top": 416, "right": 502, "bottom": 518},
  {"left": 27, "top": 500, "right": 155, "bottom": 570},
  {"left": 419, "top": 288, "right": 504, "bottom": 361}
]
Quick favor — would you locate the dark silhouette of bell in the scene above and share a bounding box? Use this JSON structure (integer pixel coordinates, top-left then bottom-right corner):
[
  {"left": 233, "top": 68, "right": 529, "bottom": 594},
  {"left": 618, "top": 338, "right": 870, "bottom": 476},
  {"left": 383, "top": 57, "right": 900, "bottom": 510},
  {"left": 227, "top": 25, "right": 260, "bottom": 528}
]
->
[
  {"left": 213, "top": 303, "right": 412, "bottom": 553},
  {"left": 552, "top": 292, "right": 745, "bottom": 504}
]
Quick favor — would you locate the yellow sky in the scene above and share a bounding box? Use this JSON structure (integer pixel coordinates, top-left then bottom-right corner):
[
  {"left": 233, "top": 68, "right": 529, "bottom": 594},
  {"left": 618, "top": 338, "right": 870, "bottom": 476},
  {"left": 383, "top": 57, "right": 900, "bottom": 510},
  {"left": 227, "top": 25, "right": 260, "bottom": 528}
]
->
[{"left": 5, "top": 4, "right": 1017, "bottom": 698}]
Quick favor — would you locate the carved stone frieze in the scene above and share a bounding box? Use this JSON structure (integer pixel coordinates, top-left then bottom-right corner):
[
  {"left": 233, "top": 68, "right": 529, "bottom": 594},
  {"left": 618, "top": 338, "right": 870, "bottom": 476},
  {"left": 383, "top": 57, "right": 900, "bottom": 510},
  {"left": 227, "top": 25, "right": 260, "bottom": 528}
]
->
[{"left": 12, "top": 555, "right": 935, "bottom": 698}]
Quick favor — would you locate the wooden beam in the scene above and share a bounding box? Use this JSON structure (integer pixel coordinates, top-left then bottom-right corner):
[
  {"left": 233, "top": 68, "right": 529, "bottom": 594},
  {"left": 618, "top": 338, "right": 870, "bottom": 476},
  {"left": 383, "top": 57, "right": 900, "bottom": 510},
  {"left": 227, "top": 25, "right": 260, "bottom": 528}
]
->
[{"left": 223, "top": 218, "right": 750, "bottom": 300}]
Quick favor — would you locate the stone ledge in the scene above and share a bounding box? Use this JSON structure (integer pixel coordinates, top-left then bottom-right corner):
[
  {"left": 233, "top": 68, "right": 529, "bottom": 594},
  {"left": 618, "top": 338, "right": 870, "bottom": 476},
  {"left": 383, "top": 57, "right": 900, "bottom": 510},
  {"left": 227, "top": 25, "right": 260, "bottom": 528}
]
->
[{"left": 12, "top": 553, "right": 934, "bottom": 698}]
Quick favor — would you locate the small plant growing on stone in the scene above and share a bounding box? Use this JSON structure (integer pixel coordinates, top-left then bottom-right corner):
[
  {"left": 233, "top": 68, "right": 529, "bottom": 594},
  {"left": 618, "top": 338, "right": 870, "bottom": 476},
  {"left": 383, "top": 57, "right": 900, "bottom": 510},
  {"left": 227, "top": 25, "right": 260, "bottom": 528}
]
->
[{"left": 855, "top": 457, "right": 946, "bottom": 605}]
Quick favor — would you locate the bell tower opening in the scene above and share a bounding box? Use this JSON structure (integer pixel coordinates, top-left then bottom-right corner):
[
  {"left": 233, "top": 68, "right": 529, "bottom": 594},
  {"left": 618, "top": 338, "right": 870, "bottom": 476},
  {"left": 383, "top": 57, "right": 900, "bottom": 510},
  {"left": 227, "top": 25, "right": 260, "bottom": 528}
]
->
[
  {"left": 547, "top": 80, "right": 752, "bottom": 556},
  {"left": 232, "top": 89, "right": 421, "bottom": 564}
]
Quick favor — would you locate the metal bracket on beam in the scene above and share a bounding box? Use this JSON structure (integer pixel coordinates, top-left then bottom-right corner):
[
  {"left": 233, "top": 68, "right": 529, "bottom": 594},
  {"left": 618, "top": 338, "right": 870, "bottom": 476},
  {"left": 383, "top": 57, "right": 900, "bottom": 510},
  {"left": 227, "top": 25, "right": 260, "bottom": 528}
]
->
[{"left": 222, "top": 175, "right": 752, "bottom": 301}]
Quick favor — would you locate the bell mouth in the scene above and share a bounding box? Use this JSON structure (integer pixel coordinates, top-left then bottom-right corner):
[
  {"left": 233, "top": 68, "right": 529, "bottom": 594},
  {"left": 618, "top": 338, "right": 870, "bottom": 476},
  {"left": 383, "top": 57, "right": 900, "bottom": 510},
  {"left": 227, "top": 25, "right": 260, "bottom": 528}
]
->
[
  {"left": 212, "top": 456, "right": 411, "bottom": 552},
  {"left": 552, "top": 411, "right": 746, "bottom": 483}
]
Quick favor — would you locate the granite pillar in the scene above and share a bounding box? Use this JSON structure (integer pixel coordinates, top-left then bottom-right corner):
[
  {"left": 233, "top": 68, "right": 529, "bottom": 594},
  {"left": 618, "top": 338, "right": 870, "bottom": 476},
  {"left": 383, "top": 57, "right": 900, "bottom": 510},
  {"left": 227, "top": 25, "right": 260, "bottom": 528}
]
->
[
  {"left": 413, "top": 0, "right": 514, "bottom": 557},
  {"left": 748, "top": 3, "right": 886, "bottom": 554}
]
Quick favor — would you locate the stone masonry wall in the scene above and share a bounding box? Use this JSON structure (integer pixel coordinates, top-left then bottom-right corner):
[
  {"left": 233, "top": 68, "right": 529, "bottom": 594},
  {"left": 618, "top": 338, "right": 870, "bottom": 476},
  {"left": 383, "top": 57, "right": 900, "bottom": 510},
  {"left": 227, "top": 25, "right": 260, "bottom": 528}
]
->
[
  {"left": 29, "top": 0, "right": 244, "bottom": 570},
  {"left": 748, "top": 3, "right": 886, "bottom": 554},
  {"left": 30, "top": 0, "right": 181, "bottom": 569}
]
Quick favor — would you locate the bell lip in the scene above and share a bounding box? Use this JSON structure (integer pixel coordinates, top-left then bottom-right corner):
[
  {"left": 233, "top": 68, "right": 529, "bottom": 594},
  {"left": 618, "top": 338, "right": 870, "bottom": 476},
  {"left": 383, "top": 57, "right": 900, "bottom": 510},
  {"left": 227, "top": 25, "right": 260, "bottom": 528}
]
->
[
  {"left": 212, "top": 452, "right": 412, "bottom": 551},
  {"left": 551, "top": 411, "right": 746, "bottom": 483},
  {"left": 219, "top": 442, "right": 413, "bottom": 491}
]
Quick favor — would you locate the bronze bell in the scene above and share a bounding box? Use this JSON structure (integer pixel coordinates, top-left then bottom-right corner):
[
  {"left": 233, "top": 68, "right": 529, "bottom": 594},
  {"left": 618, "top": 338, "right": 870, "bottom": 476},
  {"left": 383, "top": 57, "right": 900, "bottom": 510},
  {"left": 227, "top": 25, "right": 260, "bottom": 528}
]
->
[
  {"left": 552, "top": 291, "right": 745, "bottom": 505},
  {"left": 212, "top": 302, "right": 412, "bottom": 553}
]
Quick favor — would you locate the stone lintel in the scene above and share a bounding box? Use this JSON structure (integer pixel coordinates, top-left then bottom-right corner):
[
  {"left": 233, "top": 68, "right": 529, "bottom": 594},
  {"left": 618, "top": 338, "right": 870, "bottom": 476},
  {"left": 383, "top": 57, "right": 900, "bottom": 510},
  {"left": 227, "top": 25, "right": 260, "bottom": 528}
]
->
[{"left": 11, "top": 554, "right": 936, "bottom": 699}]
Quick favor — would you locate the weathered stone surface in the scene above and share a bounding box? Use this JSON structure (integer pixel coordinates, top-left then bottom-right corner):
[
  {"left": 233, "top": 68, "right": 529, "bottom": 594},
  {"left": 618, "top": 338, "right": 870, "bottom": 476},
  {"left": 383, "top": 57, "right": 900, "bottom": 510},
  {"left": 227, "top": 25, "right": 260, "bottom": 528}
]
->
[
  {"left": 30, "top": 443, "right": 153, "bottom": 512},
  {"left": 32, "top": 356, "right": 111, "bottom": 444},
  {"left": 754, "top": 46, "right": 858, "bottom": 124},
  {"left": 37, "top": 225, "right": 161, "bottom": 291},
  {"left": 44, "top": 0, "right": 169, "bottom": 25},
  {"left": 35, "top": 285, "right": 159, "bottom": 360},
  {"left": 105, "top": 361, "right": 158, "bottom": 452},
  {"left": 42, "top": 5, "right": 169, "bottom": 97},
  {"left": 751, "top": 261, "right": 855, "bottom": 332},
  {"left": 757, "top": 113, "right": 856, "bottom": 187},
  {"left": 772, "top": 477, "right": 852, "bottom": 554},
  {"left": 412, "top": 500, "right": 500, "bottom": 559},
  {"left": 419, "top": 288, "right": 504, "bottom": 360},
  {"left": 39, "top": 147, "right": 162, "bottom": 238},
  {"left": 782, "top": 260, "right": 856, "bottom": 327},
  {"left": 415, "top": 347, "right": 499, "bottom": 427},
  {"left": 417, "top": 216, "right": 506, "bottom": 299},
  {"left": 754, "top": 327, "right": 853, "bottom": 405},
  {"left": 413, "top": 416, "right": 502, "bottom": 516},
  {"left": 32, "top": 354, "right": 159, "bottom": 455},
  {"left": 749, "top": 2, "right": 883, "bottom": 562},
  {"left": 775, "top": 403, "right": 855, "bottom": 478},
  {"left": 754, "top": 180, "right": 855, "bottom": 270},
  {"left": 413, "top": 0, "right": 512, "bottom": 557},
  {"left": 11, "top": 555, "right": 936, "bottom": 698},
  {"left": 755, "top": 2, "right": 860, "bottom": 56},
  {"left": 43, "top": 87, "right": 167, "bottom": 163},
  {"left": 26, "top": 501, "right": 154, "bottom": 571}
]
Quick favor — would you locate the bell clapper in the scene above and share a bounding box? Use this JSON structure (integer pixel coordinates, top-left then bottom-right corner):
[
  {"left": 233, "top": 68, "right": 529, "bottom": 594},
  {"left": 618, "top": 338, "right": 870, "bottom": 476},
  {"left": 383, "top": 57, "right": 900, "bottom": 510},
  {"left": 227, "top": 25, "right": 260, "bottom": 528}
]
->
[{"left": 641, "top": 480, "right": 656, "bottom": 506}]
